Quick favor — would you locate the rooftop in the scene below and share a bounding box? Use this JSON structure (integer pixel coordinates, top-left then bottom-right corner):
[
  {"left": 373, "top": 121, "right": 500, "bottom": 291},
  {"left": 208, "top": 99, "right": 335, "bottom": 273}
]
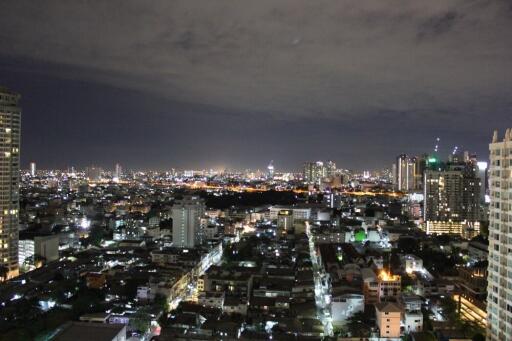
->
[{"left": 52, "top": 322, "right": 126, "bottom": 341}]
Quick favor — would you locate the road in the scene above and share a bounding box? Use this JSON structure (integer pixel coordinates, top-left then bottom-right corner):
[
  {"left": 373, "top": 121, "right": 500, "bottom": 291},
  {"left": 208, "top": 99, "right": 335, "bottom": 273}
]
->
[{"left": 306, "top": 222, "right": 333, "bottom": 337}]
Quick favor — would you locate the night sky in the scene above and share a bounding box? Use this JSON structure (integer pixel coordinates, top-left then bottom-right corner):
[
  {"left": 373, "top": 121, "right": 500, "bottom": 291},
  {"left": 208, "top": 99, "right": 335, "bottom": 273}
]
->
[{"left": 1, "top": 0, "right": 511, "bottom": 171}]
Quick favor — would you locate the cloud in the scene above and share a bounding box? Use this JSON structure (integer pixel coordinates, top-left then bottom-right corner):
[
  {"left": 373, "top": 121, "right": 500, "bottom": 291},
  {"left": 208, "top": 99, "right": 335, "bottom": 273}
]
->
[{"left": 1, "top": 0, "right": 511, "bottom": 127}]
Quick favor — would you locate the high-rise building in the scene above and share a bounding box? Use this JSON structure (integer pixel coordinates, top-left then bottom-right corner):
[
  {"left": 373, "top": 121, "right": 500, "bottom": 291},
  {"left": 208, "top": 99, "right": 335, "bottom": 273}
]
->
[
  {"left": 395, "top": 154, "right": 416, "bottom": 192},
  {"left": 477, "top": 161, "right": 488, "bottom": 204},
  {"left": 423, "top": 161, "right": 480, "bottom": 236},
  {"left": 172, "top": 196, "right": 206, "bottom": 248},
  {"left": 487, "top": 129, "right": 512, "bottom": 341},
  {"left": 114, "top": 163, "right": 122, "bottom": 179},
  {"left": 29, "top": 162, "right": 36, "bottom": 177},
  {"left": 267, "top": 161, "right": 274, "bottom": 180},
  {"left": 303, "top": 161, "right": 326, "bottom": 185},
  {"left": 0, "top": 87, "right": 21, "bottom": 280},
  {"left": 85, "top": 166, "right": 102, "bottom": 182},
  {"left": 413, "top": 155, "right": 427, "bottom": 190},
  {"left": 325, "top": 160, "right": 337, "bottom": 178}
]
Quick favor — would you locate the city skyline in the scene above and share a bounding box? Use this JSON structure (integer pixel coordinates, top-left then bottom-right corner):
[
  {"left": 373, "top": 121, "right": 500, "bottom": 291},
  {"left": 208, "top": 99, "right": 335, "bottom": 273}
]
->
[
  {"left": 1, "top": 1, "right": 511, "bottom": 339},
  {"left": 1, "top": 0, "right": 511, "bottom": 170}
]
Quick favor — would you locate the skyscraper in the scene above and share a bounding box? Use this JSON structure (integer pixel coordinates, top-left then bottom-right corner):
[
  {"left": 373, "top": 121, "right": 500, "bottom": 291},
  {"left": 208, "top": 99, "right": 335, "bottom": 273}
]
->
[
  {"left": 413, "top": 155, "right": 427, "bottom": 191},
  {"left": 303, "top": 161, "right": 326, "bottom": 185},
  {"left": 30, "top": 162, "right": 36, "bottom": 177},
  {"left": 114, "top": 163, "right": 122, "bottom": 179},
  {"left": 395, "top": 154, "right": 415, "bottom": 192},
  {"left": 172, "top": 196, "right": 206, "bottom": 248},
  {"left": 487, "top": 129, "right": 512, "bottom": 341},
  {"left": 0, "top": 87, "right": 21, "bottom": 280},
  {"left": 477, "top": 161, "right": 488, "bottom": 204},
  {"left": 423, "top": 160, "right": 480, "bottom": 236},
  {"left": 267, "top": 160, "right": 274, "bottom": 180},
  {"left": 325, "top": 160, "right": 337, "bottom": 178},
  {"left": 85, "top": 166, "right": 102, "bottom": 181}
]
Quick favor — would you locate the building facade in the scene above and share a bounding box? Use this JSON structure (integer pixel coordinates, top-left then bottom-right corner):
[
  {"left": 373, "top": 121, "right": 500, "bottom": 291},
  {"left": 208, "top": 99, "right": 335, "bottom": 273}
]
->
[
  {"left": 172, "top": 196, "right": 206, "bottom": 248},
  {"left": 29, "top": 162, "right": 36, "bottom": 177},
  {"left": 303, "top": 161, "right": 325, "bottom": 185},
  {"left": 375, "top": 302, "right": 402, "bottom": 338},
  {"left": 424, "top": 161, "right": 481, "bottom": 236},
  {"left": 396, "top": 154, "right": 415, "bottom": 192},
  {"left": 487, "top": 129, "right": 512, "bottom": 341},
  {"left": 0, "top": 87, "right": 21, "bottom": 280}
]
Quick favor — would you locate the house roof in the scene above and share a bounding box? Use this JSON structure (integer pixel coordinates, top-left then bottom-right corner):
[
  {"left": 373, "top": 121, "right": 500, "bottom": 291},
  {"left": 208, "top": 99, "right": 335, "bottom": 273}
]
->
[{"left": 375, "top": 301, "right": 402, "bottom": 313}]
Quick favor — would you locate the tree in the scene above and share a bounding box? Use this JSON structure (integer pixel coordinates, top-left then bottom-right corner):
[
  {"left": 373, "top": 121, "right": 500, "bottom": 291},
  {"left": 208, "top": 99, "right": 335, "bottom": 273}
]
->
[
  {"left": 401, "top": 274, "right": 415, "bottom": 292},
  {"left": 88, "top": 225, "right": 104, "bottom": 246},
  {"left": 131, "top": 311, "right": 151, "bottom": 333},
  {"left": 154, "top": 294, "right": 170, "bottom": 313},
  {"left": 346, "top": 311, "right": 373, "bottom": 337}
]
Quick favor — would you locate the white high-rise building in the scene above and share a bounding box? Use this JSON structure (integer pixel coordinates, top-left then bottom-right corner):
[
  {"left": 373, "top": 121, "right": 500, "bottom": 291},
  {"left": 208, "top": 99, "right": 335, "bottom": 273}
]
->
[
  {"left": 0, "top": 87, "right": 21, "bottom": 280},
  {"left": 487, "top": 129, "right": 512, "bottom": 341},
  {"left": 172, "top": 196, "right": 206, "bottom": 248},
  {"left": 267, "top": 161, "right": 274, "bottom": 180},
  {"left": 114, "top": 163, "right": 122, "bottom": 179},
  {"left": 477, "top": 161, "right": 488, "bottom": 204},
  {"left": 30, "top": 162, "right": 36, "bottom": 177},
  {"left": 396, "top": 154, "right": 416, "bottom": 192}
]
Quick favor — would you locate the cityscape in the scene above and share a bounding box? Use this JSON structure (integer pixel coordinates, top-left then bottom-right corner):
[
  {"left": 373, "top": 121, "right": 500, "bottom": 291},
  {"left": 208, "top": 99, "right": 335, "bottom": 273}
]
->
[{"left": 1, "top": 1, "right": 512, "bottom": 341}]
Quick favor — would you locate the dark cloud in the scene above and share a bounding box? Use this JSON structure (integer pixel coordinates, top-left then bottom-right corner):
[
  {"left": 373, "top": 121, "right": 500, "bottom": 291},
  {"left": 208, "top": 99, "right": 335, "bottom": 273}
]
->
[
  {"left": 0, "top": 0, "right": 511, "bottom": 170},
  {"left": 417, "top": 11, "right": 461, "bottom": 40}
]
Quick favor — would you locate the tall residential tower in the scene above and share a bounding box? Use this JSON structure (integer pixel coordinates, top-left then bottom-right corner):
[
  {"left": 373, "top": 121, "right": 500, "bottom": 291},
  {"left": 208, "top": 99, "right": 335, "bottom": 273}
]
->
[
  {"left": 172, "top": 196, "right": 206, "bottom": 248},
  {"left": 423, "top": 160, "right": 481, "bottom": 236},
  {"left": 487, "top": 129, "right": 512, "bottom": 340},
  {"left": 0, "top": 87, "right": 21, "bottom": 280}
]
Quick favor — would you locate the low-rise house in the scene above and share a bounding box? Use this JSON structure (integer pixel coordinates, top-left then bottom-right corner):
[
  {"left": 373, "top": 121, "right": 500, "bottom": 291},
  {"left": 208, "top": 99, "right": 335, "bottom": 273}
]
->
[
  {"left": 198, "top": 291, "right": 225, "bottom": 309},
  {"left": 223, "top": 296, "right": 248, "bottom": 316},
  {"left": 375, "top": 302, "right": 402, "bottom": 339},
  {"left": 404, "top": 310, "right": 423, "bottom": 333},
  {"left": 331, "top": 293, "right": 364, "bottom": 325}
]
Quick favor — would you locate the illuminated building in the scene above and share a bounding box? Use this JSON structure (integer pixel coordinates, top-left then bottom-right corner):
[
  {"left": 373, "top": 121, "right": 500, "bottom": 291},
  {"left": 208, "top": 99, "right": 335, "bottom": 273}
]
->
[
  {"left": 331, "top": 294, "right": 364, "bottom": 325},
  {"left": 487, "top": 129, "right": 512, "bottom": 341},
  {"left": 0, "top": 87, "right": 21, "bottom": 280},
  {"left": 413, "top": 155, "right": 427, "bottom": 191},
  {"left": 454, "top": 294, "right": 486, "bottom": 329},
  {"left": 325, "top": 160, "right": 337, "bottom": 178},
  {"left": 172, "top": 196, "right": 206, "bottom": 248},
  {"left": 455, "top": 265, "right": 487, "bottom": 330},
  {"left": 277, "top": 210, "right": 293, "bottom": 235},
  {"left": 423, "top": 160, "right": 481, "bottom": 236},
  {"left": 375, "top": 302, "right": 402, "bottom": 338},
  {"left": 403, "top": 254, "right": 424, "bottom": 274},
  {"left": 18, "top": 234, "right": 59, "bottom": 267},
  {"left": 114, "top": 163, "right": 122, "bottom": 179},
  {"left": 395, "top": 154, "right": 416, "bottom": 192},
  {"left": 85, "top": 166, "right": 102, "bottom": 181},
  {"left": 477, "top": 161, "right": 488, "bottom": 204},
  {"left": 404, "top": 310, "right": 423, "bottom": 333},
  {"left": 30, "top": 162, "right": 36, "bottom": 177},
  {"left": 267, "top": 160, "right": 274, "bottom": 180},
  {"left": 303, "top": 161, "right": 326, "bottom": 185},
  {"left": 269, "top": 206, "right": 311, "bottom": 221},
  {"left": 362, "top": 268, "right": 401, "bottom": 304}
]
